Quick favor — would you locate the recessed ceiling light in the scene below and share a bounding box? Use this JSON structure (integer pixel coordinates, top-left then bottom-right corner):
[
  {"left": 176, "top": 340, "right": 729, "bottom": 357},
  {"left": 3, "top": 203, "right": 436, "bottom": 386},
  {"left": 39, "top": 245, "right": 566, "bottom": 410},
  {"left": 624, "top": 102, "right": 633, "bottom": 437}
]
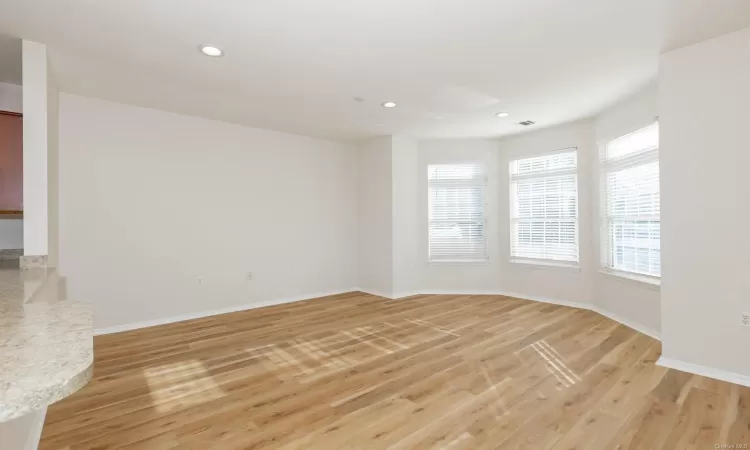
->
[
  {"left": 495, "top": 112, "right": 510, "bottom": 118},
  {"left": 199, "top": 45, "right": 223, "bottom": 57},
  {"left": 381, "top": 101, "right": 397, "bottom": 108}
]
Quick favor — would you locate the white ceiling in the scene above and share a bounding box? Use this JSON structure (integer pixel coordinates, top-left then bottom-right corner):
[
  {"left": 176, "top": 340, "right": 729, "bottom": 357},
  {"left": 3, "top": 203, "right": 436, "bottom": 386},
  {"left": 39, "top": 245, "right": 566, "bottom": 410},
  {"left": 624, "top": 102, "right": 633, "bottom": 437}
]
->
[
  {"left": 663, "top": 0, "right": 750, "bottom": 51},
  {"left": 0, "top": 0, "right": 747, "bottom": 141}
]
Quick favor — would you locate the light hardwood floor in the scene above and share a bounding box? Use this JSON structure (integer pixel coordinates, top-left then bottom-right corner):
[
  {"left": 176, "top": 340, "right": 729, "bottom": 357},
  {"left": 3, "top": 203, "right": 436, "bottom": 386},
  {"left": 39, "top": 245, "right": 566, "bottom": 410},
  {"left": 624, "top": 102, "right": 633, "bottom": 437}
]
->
[{"left": 40, "top": 292, "right": 750, "bottom": 449}]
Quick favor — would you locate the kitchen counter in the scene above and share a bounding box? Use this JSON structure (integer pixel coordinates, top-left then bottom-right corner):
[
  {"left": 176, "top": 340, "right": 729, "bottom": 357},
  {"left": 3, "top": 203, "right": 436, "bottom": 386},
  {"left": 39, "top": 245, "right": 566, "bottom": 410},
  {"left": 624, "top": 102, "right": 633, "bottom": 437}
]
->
[{"left": 0, "top": 268, "right": 93, "bottom": 422}]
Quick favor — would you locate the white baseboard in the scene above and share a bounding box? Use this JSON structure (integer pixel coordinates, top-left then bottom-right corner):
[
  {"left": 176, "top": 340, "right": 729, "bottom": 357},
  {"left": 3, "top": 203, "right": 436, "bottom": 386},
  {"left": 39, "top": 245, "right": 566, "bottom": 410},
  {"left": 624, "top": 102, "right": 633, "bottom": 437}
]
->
[
  {"left": 94, "top": 288, "right": 359, "bottom": 335},
  {"left": 400, "top": 289, "right": 659, "bottom": 341},
  {"left": 412, "top": 289, "right": 590, "bottom": 310},
  {"left": 499, "top": 291, "right": 592, "bottom": 311},
  {"left": 591, "top": 305, "right": 661, "bottom": 340},
  {"left": 355, "top": 289, "right": 510, "bottom": 300},
  {"left": 363, "top": 288, "right": 750, "bottom": 388},
  {"left": 500, "top": 292, "right": 661, "bottom": 341},
  {"left": 391, "top": 291, "right": 422, "bottom": 299},
  {"left": 417, "top": 290, "right": 500, "bottom": 296},
  {"left": 95, "top": 287, "right": 661, "bottom": 346},
  {"left": 656, "top": 356, "right": 750, "bottom": 388},
  {"left": 354, "top": 289, "right": 425, "bottom": 299},
  {"left": 354, "top": 288, "right": 395, "bottom": 299},
  {"left": 94, "top": 286, "right": 750, "bottom": 390}
]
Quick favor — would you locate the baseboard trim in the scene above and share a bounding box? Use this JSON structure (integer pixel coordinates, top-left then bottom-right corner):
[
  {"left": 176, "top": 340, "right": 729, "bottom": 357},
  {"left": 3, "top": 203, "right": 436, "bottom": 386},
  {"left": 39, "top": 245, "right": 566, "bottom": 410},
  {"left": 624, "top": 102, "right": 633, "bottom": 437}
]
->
[
  {"left": 500, "top": 291, "right": 591, "bottom": 311},
  {"left": 96, "top": 286, "right": 750, "bottom": 390},
  {"left": 94, "top": 287, "right": 660, "bottom": 345},
  {"left": 94, "top": 288, "right": 359, "bottom": 335},
  {"left": 390, "top": 291, "right": 422, "bottom": 299},
  {"left": 417, "top": 290, "right": 500, "bottom": 296},
  {"left": 656, "top": 356, "right": 750, "bottom": 388},
  {"left": 591, "top": 306, "right": 661, "bottom": 340},
  {"left": 400, "top": 289, "right": 659, "bottom": 341},
  {"left": 354, "top": 288, "right": 395, "bottom": 299},
  {"left": 372, "top": 289, "right": 750, "bottom": 387},
  {"left": 410, "top": 289, "right": 590, "bottom": 310},
  {"left": 501, "top": 292, "right": 661, "bottom": 341}
]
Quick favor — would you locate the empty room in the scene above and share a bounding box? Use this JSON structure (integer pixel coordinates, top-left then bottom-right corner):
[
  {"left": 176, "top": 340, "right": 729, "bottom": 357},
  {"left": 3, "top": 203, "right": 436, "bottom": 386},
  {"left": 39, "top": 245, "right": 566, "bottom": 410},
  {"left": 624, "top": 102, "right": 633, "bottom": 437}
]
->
[{"left": 1, "top": 0, "right": 750, "bottom": 449}]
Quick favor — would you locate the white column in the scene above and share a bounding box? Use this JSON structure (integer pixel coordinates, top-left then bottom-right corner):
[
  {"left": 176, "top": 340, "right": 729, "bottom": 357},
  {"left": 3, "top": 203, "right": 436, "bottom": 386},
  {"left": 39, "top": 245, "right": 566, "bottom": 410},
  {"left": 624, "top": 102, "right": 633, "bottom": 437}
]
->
[
  {"left": 357, "top": 137, "right": 394, "bottom": 296},
  {"left": 659, "top": 25, "right": 750, "bottom": 378},
  {"left": 391, "top": 136, "right": 419, "bottom": 297},
  {"left": 21, "top": 41, "right": 49, "bottom": 257}
]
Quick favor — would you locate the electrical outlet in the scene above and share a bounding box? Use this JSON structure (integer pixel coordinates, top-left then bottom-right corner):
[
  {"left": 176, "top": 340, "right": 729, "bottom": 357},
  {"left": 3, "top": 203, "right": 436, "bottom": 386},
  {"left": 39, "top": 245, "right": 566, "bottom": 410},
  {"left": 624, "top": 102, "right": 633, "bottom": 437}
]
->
[
  {"left": 197, "top": 277, "right": 203, "bottom": 285},
  {"left": 741, "top": 312, "right": 750, "bottom": 327},
  {"left": 247, "top": 272, "right": 253, "bottom": 281}
]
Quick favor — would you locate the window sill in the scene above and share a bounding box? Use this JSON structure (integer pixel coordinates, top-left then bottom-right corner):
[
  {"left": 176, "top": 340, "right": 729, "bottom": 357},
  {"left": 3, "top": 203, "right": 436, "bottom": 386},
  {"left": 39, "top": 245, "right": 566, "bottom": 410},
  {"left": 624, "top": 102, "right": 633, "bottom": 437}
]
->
[
  {"left": 598, "top": 269, "right": 660, "bottom": 290},
  {"left": 429, "top": 259, "right": 490, "bottom": 266},
  {"left": 510, "top": 258, "right": 581, "bottom": 271}
]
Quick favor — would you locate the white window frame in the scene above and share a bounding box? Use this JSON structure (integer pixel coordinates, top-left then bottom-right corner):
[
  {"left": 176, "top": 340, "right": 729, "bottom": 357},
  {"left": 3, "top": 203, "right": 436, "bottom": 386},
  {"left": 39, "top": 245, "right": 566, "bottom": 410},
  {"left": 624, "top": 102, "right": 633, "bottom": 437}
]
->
[
  {"left": 427, "top": 163, "right": 489, "bottom": 263},
  {"left": 599, "top": 122, "right": 661, "bottom": 284},
  {"left": 509, "top": 148, "right": 580, "bottom": 267}
]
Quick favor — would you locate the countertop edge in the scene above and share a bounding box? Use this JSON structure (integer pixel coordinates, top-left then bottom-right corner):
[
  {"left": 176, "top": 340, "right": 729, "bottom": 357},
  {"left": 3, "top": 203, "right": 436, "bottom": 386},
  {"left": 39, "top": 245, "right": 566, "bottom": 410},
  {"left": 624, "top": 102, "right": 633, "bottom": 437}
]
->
[{"left": 0, "top": 355, "right": 93, "bottom": 422}]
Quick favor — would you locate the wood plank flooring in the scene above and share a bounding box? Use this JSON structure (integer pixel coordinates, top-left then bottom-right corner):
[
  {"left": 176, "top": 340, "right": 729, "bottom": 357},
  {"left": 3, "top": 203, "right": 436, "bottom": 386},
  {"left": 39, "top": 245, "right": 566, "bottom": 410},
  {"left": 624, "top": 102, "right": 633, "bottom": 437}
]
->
[{"left": 39, "top": 292, "right": 750, "bottom": 449}]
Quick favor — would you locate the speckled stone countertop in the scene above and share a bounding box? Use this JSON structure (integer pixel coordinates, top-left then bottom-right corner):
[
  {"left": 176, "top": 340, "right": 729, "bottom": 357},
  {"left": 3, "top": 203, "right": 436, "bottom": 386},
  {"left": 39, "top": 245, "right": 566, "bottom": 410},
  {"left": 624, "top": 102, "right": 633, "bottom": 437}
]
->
[{"left": 0, "top": 268, "right": 93, "bottom": 422}]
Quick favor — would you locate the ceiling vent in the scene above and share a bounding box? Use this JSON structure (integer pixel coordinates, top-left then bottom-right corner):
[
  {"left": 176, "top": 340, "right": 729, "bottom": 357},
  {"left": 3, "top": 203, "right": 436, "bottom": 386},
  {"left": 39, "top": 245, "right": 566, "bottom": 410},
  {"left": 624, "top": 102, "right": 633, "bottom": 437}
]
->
[{"left": 519, "top": 120, "right": 535, "bottom": 126}]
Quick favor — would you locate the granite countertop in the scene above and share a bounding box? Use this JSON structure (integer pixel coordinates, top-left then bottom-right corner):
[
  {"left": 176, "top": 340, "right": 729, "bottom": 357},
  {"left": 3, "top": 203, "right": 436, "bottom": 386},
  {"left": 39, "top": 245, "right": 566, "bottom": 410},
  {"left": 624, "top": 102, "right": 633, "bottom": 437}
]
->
[{"left": 0, "top": 268, "right": 93, "bottom": 422}]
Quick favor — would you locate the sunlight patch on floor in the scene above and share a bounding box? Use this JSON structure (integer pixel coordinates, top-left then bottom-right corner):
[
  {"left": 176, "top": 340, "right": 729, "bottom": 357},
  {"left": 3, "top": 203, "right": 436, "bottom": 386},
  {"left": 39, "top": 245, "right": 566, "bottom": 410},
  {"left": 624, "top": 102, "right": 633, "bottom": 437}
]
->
[
  {"left": 143, "top": 360, "right": 226, "bottom": 413},
  {"left": 530, "top": 340, "right": 581, "bottom": 389},
  {"left": 242, "top": 319, "right": 457, "bottom": 381}
]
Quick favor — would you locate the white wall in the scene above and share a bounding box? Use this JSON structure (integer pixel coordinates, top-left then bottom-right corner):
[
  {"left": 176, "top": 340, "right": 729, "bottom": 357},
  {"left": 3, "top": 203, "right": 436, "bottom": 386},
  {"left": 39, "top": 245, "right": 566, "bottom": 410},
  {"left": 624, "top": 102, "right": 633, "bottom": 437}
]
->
[
  {"left": 391, "top": 137, "right": 419, "bottom": 297},
  {"left": 660, "top": 25, "right": 750, "bottom": 377},
  {"left": 410, "top": 98, "right": 660, "bottom": 335},
  {"left": 357, "top": 137, "right": 393, "bottom": 296},
  {"left": 593, "top": 84, "right": 661, "bottom": 335},
  {"left": 0, "top": 218, "right": 23, "bottom": 250},
  {"left": 53, "top": 83, "right": 668, "bottom": 360},
  {"left": 357, "top": 135, "right": 419, "bottom": 298},
  {"left": 0, "top": 82, "right": 24, "bottom": 250},
  {"left": 408, "top": 109, "right": 661, "bottom": 340},
  {"left": 497, "top": 122, "right": 595, "bottom": 306},
  {"left": 417, "top": 139, "right": 502, "bottom": 293},
  {"left": 21, "top": 41, "right": 49, "bottom": 257},
  {"left": 59, "top": 94, "right": 359, "bottom": 331},
  {"left": 0, "top": 82, "right": 22, "bottom": 112},
  {"left": 47, "top": 60, "right": 59, "bottom": 266}
]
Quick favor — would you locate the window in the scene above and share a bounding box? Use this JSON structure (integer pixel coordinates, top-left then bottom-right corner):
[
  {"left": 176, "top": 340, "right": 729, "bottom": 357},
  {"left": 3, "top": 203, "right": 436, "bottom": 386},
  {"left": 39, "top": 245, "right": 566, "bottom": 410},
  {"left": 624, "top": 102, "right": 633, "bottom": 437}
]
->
[
  {"left": 601, "top": 123, "right": 660, "bottom": 278},
  {"left": 510, "top": 150, "right": 579, "bottom": 264},
  {"left": 428, "top": 164, "right": 487, "bottom": 262}
]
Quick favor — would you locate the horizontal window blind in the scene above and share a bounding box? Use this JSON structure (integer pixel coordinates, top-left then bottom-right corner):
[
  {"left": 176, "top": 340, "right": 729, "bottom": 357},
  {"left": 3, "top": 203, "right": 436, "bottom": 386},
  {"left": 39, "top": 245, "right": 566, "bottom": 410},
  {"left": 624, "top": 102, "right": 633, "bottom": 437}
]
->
[
  {"left": 602, "top": 123, "right": 661, "bottom": 277},
  {"left": 510, "top": 150, "right": 579, "bottom": 263},
  {"left": 513, "top": 151, "right": 577, "bottom": 175},
  {"left": 428, "top": 164, "right": 487, "bottom": 262}
]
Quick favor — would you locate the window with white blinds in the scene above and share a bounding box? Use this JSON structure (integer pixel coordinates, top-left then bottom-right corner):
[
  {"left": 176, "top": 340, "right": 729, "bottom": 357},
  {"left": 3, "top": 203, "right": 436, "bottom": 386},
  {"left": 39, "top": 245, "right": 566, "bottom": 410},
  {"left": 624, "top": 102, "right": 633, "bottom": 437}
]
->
[
  {"left": 510, "top": 150, "right": 579, "bottom": 264},
  {"left": 428, "top": 164, "right": 488, "bottom": 262},
  {"left": 601, "top": 122, "right": 660, "bottom": 278}
]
